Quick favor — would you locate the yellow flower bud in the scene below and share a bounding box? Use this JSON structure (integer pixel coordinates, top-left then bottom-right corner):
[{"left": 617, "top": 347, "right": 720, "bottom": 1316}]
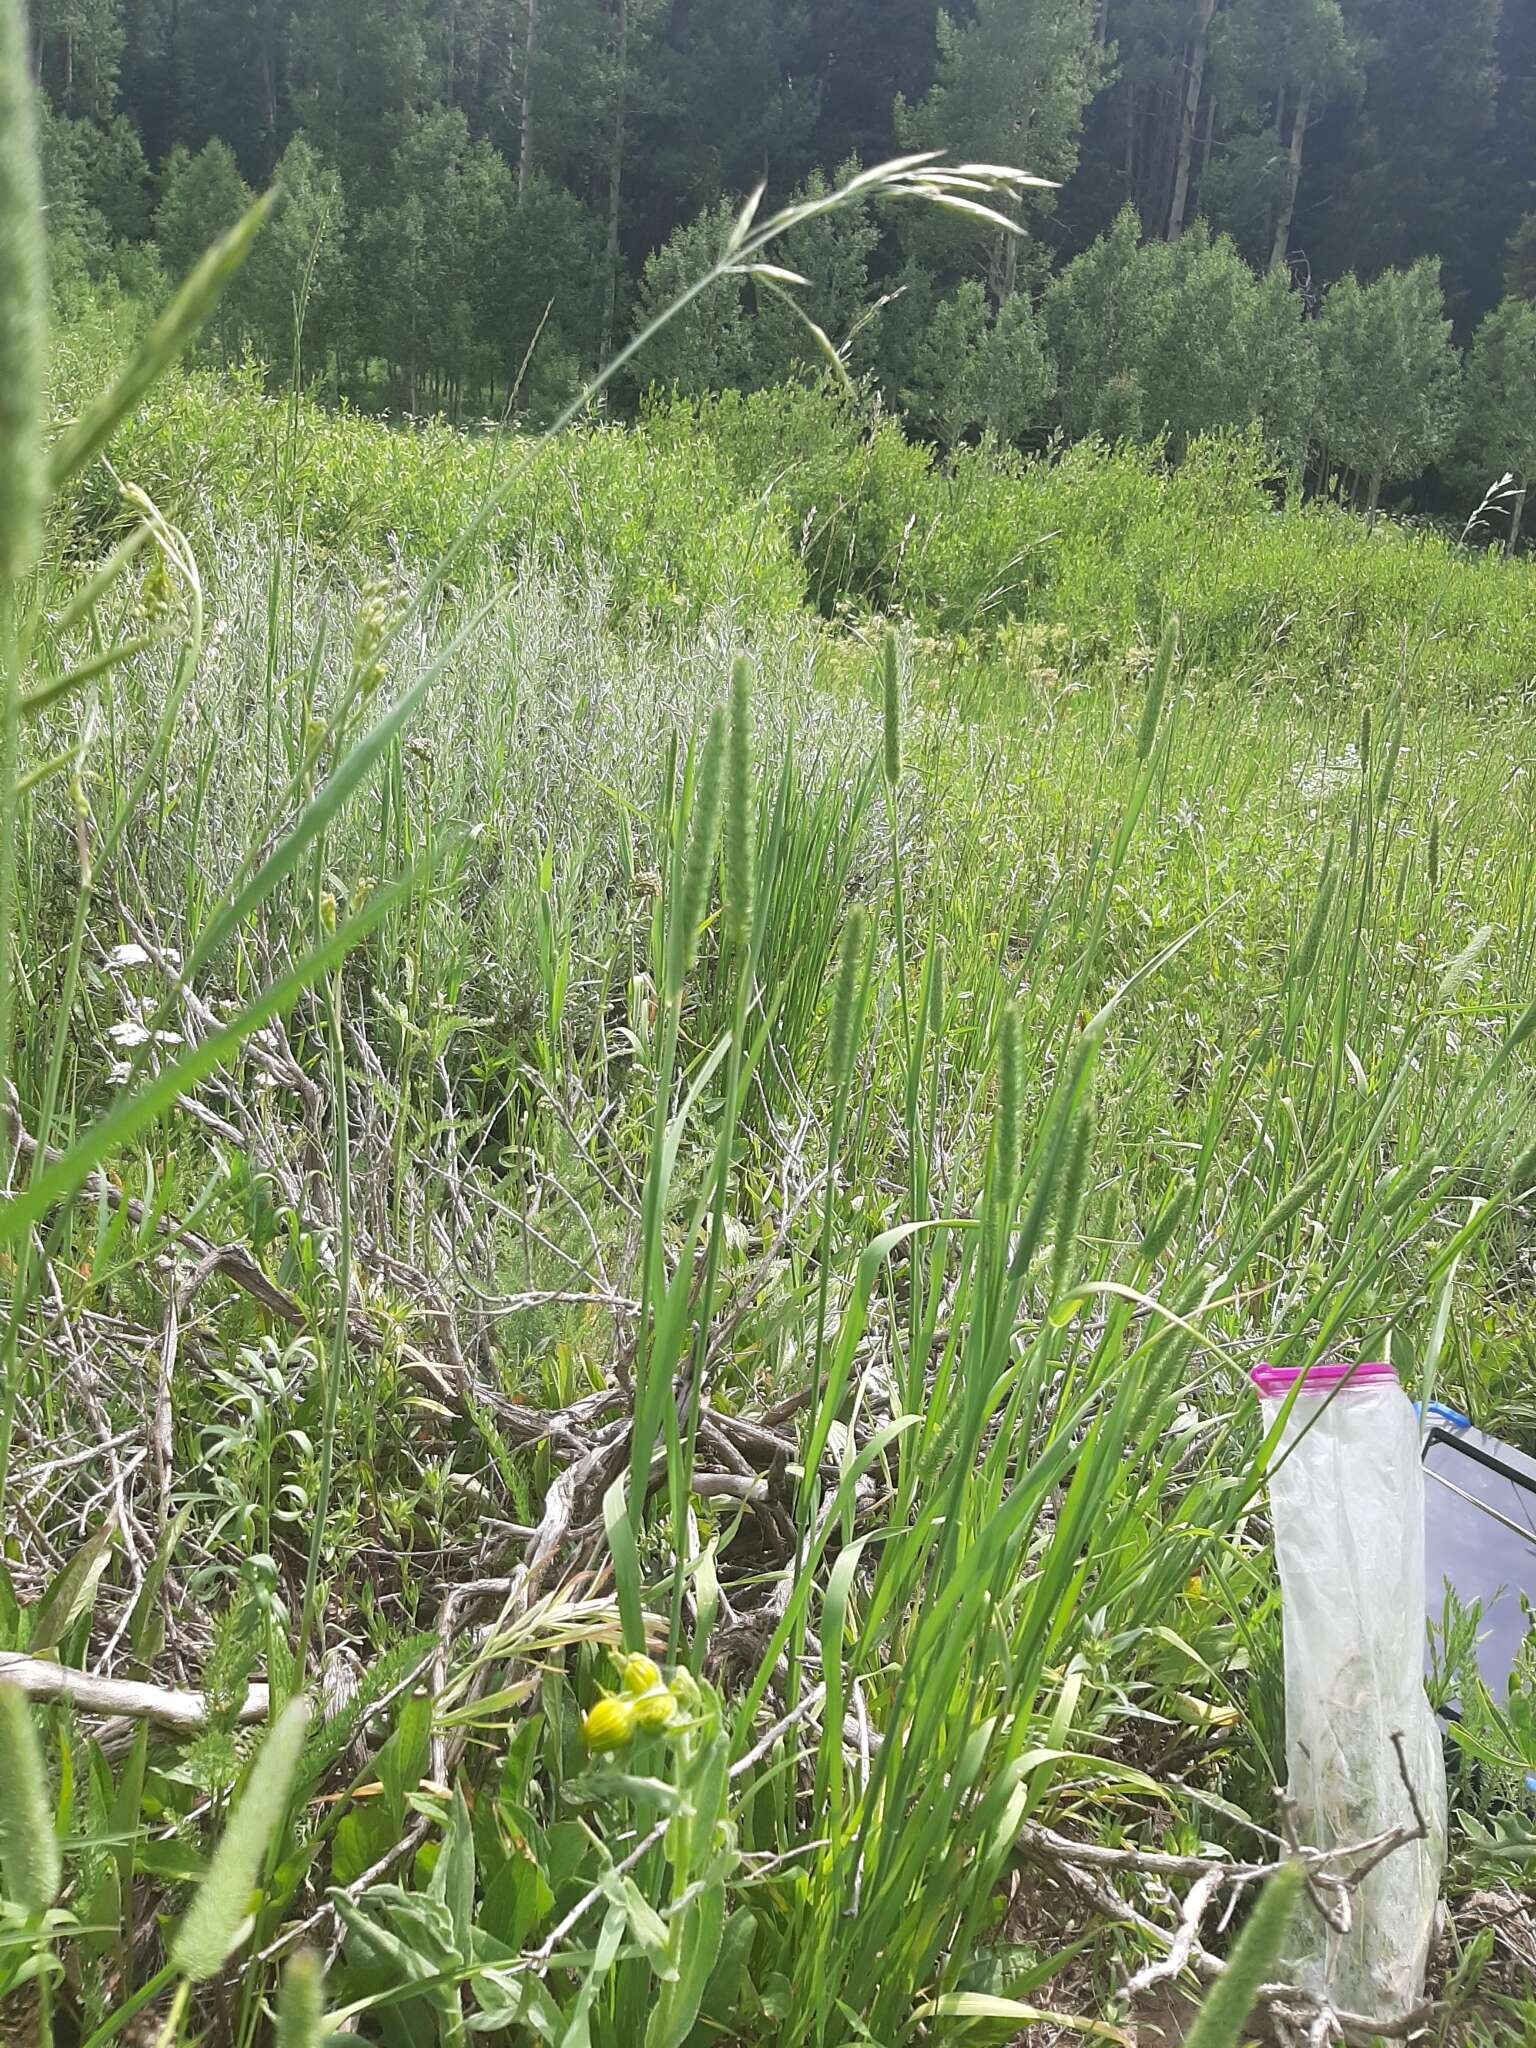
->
[
  {"left": 632, "top": 1687, "right": 678, "bottom": 1734},
  {"left": 668, "top": 1666, "right": 702, "bottom": 1712},
  {"left": 582, "top": 1695, "right": 637, "bottom": 1753},
  {"left": 619, "top": 1653, "right": 663, "bottom": 1696}
]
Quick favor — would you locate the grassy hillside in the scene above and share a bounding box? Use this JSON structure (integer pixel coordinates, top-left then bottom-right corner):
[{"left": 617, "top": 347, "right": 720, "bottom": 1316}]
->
[
  {"left": 49, "top": 309, "right": 1536, "bottom": 695},
  {"left": 5, "top": 315, "right": 1536, "bottom": 2045}
]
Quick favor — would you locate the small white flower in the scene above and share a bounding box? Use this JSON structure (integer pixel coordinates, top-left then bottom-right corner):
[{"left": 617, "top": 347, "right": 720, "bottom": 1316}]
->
[{"left": 107, "top": 1019, "right": 184, "bottom": 1051}]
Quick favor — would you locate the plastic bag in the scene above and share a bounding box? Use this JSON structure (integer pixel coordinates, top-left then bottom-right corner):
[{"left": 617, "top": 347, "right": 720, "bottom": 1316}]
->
[{"left": 1252, "top": 1360, "right": 1447, "bottom": 2022}]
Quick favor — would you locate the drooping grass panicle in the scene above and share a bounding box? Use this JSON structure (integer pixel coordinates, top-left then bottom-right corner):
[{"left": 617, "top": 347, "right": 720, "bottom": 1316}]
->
[
  {"left": 0, "top": 0, "right": 46, "bottom": 586},
  {"left": 0, "top": 1683, "right": 61, "bottom": 1916},
  {"left": 664, "top": 706, "right": 726, "bottom": 1004},
  {"left": 170, "top": 1697, "right": 310, "bottom": 1981}
]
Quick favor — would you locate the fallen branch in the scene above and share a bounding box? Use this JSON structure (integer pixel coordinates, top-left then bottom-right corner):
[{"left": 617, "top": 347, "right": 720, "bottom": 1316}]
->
[
  {"left": 1020, "top": 1733, "right": 1437, "bottom": 2047},
  {"left": 2, "top": 1081, "right": 618, "bottom": 1452},
  {"left": 0, "top": 1650, "right": 268, "bottom": 1729}
]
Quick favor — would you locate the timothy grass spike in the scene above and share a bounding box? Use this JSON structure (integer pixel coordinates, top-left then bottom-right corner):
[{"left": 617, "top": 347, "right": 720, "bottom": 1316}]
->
[
  {"left": 1181, "top": 1863, "right": 1305, "bottom": 2048},
  {"left": 882, "top": 628, "right": 903, "bottom": 787},
  {"left": 0, "top": 1683, "right": 61, "bottom": 1916},
  {"left": 1508, "top": 1134, "right": 1536, "bottom": 1197},
  {"left": 1137, "top": 616, "right": 1178, "bottom": 763},
  {"left": 170, "top": 1697, "right": 310, "bottom": 1981},
  {"left": 725, "top": 656, "right": 755, "bottom": 950},
  {"left": 276, "top": 1949, "right": 327, "bottom": 2048},
  {"left": 0, "top": 0, "right": 46, "bottom": 584},
  {"left": 1050, "top": 1096, "right": 1096, "bottom": 1300},
  {"left": 665, "top": 707, "right": 726, "bottom": 1003}
]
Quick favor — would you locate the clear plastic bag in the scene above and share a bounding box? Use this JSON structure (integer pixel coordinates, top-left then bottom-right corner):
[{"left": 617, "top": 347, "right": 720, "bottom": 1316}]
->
[{"left": 1253, "top": 1360, "right": 1447, "bottom": 2022}]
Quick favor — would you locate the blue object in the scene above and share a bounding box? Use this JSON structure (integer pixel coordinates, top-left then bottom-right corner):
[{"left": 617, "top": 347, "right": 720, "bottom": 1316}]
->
[{"left": 1415, "top": 1400, "right": 1473, "bottom": 1430}]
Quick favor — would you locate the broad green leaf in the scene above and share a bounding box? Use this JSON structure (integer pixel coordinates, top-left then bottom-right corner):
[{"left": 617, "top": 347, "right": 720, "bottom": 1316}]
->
[
  {"left": 645, "top": 1881, "right": 726, "bottom": 2048},
  {"left": 912, "top": 1993, "right": 1130, "bottom": 2041},
  {"left": 28, "top": 1518, "right": 115, "bottom": 1652},
  {"left": 430, "top": 1786, "right": 477, "bottom": 1954}
]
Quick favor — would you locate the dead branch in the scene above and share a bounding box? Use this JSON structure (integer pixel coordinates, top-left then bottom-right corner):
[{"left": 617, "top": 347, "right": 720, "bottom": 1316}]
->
[
  {"left": 1021, "top": 1734, "right": 1438, "bottom": 2047},
  {"left": 0, "top": 1650, "right": 268, "bottom": 1728}
]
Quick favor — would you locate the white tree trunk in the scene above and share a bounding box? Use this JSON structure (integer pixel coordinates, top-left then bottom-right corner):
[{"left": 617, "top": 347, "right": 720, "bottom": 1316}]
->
[
  {"left": 1269, "top": 81, "right": 1310, "bottom": 274},
  {"left": 518, "top": 0, "right": 537, "bottom": 199},
  {"left": 1167, "top": 0, "right": 1217, "bottom": 240},
  {"left": 601, "top": 0, "right": 628, "bottom": 361}
]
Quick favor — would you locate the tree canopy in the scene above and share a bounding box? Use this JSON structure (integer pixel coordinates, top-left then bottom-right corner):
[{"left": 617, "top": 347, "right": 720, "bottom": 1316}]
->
[{"left": 22, "top": 0, "right": 1536, "bottom": 520}]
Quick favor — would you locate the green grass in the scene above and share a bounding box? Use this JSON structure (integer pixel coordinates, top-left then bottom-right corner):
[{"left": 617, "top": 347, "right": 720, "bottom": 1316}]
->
[{"left": 5, "top": 197, "right": 1536, "bottom": 2044}]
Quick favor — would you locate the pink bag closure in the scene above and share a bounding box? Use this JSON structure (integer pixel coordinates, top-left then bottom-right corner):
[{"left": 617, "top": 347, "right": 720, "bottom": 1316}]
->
[{"left": 1250, "top": 1359, "right": 1398, "bottom": 1399}]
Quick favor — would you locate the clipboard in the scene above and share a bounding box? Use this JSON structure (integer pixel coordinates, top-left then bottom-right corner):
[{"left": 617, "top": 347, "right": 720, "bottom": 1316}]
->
[{"left": 1421, "top": 1405, "right": 1536, "bottom": 1700}]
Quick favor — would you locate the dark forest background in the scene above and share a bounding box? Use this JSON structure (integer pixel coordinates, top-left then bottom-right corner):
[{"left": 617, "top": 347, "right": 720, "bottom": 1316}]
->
[{"left": 27, "top": 0, "right": 1536, "bottom": 513}]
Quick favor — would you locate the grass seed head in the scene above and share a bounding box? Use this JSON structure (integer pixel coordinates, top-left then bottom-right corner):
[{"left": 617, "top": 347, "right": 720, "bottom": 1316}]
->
[
  {"left": 171, "top": 1696, "right": 310, "bottom": 1981},
  {"left": 0, "top": 1683, "right": 61, "bottom": 1916},
  {"left": 829, "top": 906, "right": 868, "bottom": 1090},
  {"left": 276, "top": 1950, "right": 327, "bottom": 2048},
  {"left": 0, "top": 0, "right": 47, "bottom": 583},
  {"left": 881, "top": 627, "right": 902, "bottom": 787},
  {"left": 725, "top": 654, "right": 755, "bottom": 949}
]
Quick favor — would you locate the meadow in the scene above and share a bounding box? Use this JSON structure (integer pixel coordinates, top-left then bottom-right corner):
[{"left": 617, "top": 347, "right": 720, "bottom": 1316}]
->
[{"left": 5, "top": 198, "right": 1536, "bottom": 2047}]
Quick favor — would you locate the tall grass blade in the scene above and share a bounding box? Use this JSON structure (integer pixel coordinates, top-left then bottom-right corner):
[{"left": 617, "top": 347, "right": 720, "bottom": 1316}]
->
[
  {"left": 725, "top": 657, "right": 755, "bottom": 951},
  {"left": 881, "top": 628, "right": 903, "bottom": 788}
]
